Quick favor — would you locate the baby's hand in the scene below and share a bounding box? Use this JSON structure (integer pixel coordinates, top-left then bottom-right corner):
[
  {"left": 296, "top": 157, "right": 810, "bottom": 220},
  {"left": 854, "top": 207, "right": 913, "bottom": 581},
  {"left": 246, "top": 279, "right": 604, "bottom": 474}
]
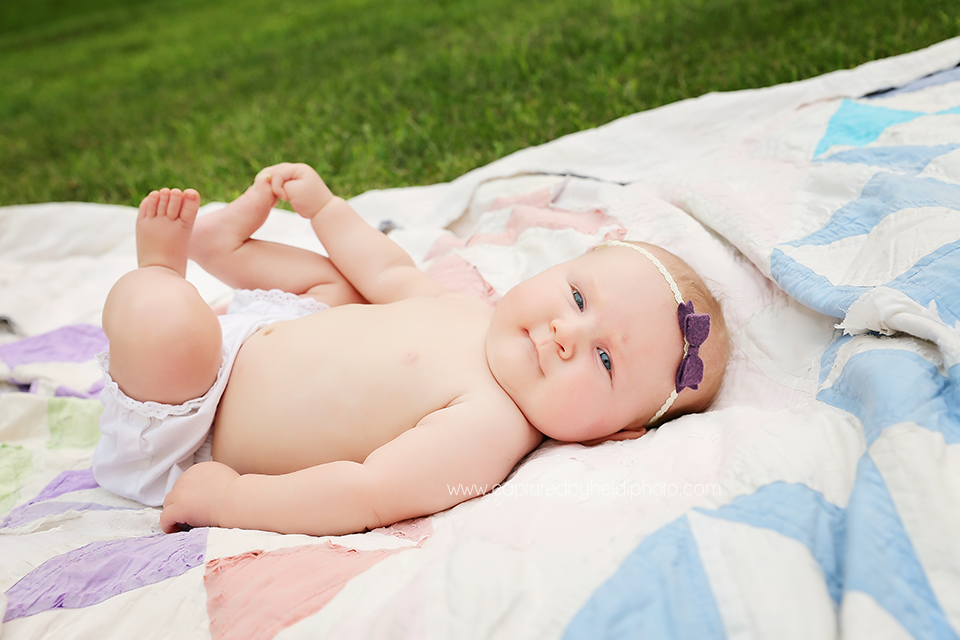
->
[
  {"left": 160, "top": 461, "right": 240, "bottom": 533},
  {"left": 256, "top": 163, "right": 334, "bottom": 219}
]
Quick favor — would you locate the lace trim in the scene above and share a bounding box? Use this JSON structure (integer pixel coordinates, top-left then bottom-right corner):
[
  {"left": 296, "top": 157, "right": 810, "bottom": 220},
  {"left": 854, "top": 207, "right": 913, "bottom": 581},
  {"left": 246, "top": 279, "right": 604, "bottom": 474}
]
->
[
  {"left": 229, "top": 288, "right": 330, "bottom": 315},
  {"left": 97, "top": 352, "right": 224, "bottom": 419}
]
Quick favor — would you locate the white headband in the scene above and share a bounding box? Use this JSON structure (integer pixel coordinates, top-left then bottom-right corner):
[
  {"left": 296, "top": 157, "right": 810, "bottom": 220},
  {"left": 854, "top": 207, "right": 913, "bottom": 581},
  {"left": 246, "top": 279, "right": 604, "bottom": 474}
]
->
[{"left": 598, "top": 240, "right": 687, "bottom": 424}]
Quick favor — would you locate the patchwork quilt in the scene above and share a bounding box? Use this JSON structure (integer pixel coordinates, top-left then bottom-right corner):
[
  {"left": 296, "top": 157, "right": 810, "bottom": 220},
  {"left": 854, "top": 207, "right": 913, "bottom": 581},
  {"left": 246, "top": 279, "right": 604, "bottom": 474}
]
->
[{"left": 2, "top": 37, "right": 960, "bottom": 640}]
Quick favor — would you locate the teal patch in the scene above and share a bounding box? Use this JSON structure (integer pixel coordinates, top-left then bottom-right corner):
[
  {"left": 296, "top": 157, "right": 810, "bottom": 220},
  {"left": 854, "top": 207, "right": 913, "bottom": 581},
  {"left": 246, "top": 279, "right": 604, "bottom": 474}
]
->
[{"left": 814, "top": 100, "right": 924, "bottom": 157}]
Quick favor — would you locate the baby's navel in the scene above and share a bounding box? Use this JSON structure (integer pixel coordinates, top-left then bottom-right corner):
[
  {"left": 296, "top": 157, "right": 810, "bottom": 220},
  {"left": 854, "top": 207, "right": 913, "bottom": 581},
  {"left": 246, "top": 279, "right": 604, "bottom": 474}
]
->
[
  {"left": 402, "top": 350, "right": 418, "bottom": 364},
  {"left": 262, "top": 327, "right": 275, "bottom": 336}
]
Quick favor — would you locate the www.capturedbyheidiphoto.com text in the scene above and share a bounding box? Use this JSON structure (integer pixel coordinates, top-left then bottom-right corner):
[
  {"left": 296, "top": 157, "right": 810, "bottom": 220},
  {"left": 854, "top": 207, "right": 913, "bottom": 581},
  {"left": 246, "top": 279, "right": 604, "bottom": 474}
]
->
[{"left": 448, "top": 481, "right": 722, "bottom": 499}]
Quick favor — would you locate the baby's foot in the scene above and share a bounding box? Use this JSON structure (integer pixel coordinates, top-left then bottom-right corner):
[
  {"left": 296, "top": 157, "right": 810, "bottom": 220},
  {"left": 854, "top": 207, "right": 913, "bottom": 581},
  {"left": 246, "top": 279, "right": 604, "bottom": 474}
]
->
[
  {"left": 136, "top": 188, "right": 201, "bottom": 278},
  {"left": 220, "top": 175, "right": 279, "bottom": 232},
  {"left": 240, "top": 173, "right": 280, "bottom": 213},
  {"left": 189, "top": 177, "right": 277, "bottom": 262}
]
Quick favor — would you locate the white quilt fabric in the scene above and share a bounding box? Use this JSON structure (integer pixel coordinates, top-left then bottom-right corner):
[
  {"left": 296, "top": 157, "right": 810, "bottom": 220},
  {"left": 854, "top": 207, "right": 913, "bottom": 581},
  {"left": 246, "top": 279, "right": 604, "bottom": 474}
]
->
[{"left": 2, "top": 37, "right": 960, "bottom": 640}]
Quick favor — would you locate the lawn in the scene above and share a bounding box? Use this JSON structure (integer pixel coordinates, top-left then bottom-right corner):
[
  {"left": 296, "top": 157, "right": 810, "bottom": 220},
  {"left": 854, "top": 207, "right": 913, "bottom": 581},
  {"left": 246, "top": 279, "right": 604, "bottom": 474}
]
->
[{"left": 1, "top": 0, "right": 958, "bottom": 207}]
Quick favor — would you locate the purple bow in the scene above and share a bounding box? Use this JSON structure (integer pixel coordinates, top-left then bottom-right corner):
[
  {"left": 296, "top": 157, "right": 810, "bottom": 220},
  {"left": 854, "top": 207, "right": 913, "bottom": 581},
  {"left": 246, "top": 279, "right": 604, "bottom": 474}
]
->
[{"left": 675, "top": 300, "right": 710, "bottom": 393}]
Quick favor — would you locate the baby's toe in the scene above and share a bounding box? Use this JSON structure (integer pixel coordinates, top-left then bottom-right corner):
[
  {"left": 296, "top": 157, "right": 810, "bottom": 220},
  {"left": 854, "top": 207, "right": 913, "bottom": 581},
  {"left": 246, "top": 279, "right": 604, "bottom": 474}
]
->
[
  {"left": 166, "top": 189, "right": 183, "bottom": 219},
  {"left": 139, "top": 191, "right": 160, "bottom": 219},
  {"left": 180, "top": 189, "right": 201, "bottom": 223},
  {"left": 156, "top": 188, "right": 171, "bottom": 218}
]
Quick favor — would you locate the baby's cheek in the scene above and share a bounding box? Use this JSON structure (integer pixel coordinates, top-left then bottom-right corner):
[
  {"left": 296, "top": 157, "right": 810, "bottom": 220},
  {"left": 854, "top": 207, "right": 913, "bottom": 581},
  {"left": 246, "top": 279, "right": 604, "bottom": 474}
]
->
[
  {"left": 525, "top": 398, "right": 574, "bottom": 440},
  {"left": 537, "top": 390, "right": 603, "bottom": 441}
]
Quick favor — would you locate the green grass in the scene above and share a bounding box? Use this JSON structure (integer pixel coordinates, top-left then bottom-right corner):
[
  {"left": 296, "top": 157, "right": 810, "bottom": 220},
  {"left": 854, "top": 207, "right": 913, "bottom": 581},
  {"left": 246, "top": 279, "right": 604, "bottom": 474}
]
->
[{"left": 2, "top": 0, "right": 958, "bottom": 206}]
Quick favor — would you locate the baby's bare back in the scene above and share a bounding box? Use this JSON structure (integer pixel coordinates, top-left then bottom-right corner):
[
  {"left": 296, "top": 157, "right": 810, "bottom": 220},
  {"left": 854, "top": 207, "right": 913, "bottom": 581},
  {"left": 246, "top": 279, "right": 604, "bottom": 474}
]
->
[{"left": 212, "top": 295, "right": 501, "bottom": 475}]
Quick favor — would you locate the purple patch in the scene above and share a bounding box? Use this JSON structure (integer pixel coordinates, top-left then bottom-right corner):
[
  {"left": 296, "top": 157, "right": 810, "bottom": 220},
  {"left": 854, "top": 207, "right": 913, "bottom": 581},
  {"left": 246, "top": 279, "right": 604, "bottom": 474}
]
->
[
  {"left": 1, "top": 502, "right": 129, "bottom": 530},
  {"left": 2, "top": 469, "right": 119, "bottom": 530},
  {"left": 28, "top": 469, "right": 100, "bottom": 504},
  {"left": 55, "top": 378, "right": 105, "bottom": 399},
  {"left": 2, "top": 468, "right": 133, "bottom": 534},
  {"left": 3, "top": 528, "right": 208, "bottom": 622},
  {"left": 0, "top": 325, "right": 108, "bottom": 368}
]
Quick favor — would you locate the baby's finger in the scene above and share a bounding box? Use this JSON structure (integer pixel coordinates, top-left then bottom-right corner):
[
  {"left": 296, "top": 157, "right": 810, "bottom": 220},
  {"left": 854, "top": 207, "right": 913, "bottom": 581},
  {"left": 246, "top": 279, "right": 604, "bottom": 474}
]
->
[
  {"left": 254, "top": 164, "right": 280, "bottom": 185},
  {"left": 255, "top": 162, "right": 283, "bottom": 178},
  {"left": 159, "top": 504, "right": 179, "bottom": 534},
  {"left": 254, "top": 169, "right": 285, "bottom": 201},
  {"left": 270, "top": 174, "right": 289, "bottom": 202}
]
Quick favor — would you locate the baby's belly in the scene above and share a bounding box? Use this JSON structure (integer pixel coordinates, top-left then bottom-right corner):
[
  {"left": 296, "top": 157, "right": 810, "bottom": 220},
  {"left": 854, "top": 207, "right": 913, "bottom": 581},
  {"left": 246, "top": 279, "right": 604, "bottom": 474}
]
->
[{"left": 209, "top": 309, "right": 465, "bottom": 475}]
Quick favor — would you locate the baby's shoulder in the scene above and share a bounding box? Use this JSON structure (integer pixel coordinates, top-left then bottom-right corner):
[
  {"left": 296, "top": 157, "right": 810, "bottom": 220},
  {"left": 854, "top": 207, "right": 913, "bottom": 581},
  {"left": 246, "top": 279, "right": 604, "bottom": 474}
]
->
[{"left": 449, "top": 384, "right": 542, "bottom": 449}]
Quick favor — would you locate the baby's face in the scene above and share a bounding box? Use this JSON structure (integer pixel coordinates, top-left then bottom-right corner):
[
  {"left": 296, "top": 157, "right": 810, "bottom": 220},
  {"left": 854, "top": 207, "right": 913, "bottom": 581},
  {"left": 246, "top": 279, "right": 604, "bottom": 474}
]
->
[{"left": 486, "top": 245, "right": 684, "bottom": 442}]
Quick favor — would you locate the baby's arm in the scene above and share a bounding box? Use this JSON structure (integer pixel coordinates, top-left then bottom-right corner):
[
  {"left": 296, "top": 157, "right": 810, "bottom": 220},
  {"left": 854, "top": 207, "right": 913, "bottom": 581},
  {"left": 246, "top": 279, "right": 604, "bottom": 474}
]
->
[
  {"left": 260, "top": 163, "right": 448, "bottom": 304},
  {"left": 160, "top": 400, "right": 542, "bottom": 536}
]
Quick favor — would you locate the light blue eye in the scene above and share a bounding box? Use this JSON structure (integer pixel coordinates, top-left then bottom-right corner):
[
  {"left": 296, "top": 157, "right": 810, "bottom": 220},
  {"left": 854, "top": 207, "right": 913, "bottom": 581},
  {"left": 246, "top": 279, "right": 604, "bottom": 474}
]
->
[
  {"left": 599, "top": 349, "right": 611, "bottom": 371},
  {"left": 573, "top": 290, "right": 584, "bottom": 310}
]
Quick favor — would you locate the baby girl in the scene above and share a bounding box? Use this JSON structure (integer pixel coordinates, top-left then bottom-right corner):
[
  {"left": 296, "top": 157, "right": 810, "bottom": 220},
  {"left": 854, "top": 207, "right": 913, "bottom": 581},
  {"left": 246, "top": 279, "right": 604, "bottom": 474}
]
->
[{"left": 91, "top": 163, "right": 728, "bottom": 536}]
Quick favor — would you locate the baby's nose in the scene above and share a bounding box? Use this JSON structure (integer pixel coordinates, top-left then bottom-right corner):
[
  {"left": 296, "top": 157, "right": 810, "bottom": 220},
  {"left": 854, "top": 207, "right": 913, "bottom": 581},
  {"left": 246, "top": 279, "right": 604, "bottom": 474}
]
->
[{"left": 550, "top": 318, "right": 577, "bottom": 359}]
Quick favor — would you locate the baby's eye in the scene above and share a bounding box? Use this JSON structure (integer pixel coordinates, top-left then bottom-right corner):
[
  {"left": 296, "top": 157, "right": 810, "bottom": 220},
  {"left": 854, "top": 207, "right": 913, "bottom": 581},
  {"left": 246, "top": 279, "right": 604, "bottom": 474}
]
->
[
  {"left": 599, "top": 349, "right": 612, "bottom": 372},
  {"left": 573, "top": 290, "right": 584, "bottom": 311}
]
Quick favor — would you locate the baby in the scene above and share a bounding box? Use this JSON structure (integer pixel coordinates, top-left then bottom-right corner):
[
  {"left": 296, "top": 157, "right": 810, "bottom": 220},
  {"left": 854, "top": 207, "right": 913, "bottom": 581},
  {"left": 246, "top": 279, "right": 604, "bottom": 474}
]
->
[{"left": 92, "top": 163, "right": 728, "bottom": 537}]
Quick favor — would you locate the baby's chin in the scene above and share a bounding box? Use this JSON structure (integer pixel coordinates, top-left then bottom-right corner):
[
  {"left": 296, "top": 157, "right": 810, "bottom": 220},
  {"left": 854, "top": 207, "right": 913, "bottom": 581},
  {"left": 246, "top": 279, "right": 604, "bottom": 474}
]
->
[
  {"left": 521, "top": 408, "right": 619, "bottom": 443},
  {"left": 520, "top": 395, "right": 657, "bottom": 443}
]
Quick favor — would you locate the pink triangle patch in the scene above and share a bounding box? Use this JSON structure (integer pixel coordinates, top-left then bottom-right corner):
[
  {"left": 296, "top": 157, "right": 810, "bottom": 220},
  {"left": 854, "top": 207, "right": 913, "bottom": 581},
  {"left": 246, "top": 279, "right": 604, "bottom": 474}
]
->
[{"left": 204, "top": 541, "right": 406, "bottom": 639}]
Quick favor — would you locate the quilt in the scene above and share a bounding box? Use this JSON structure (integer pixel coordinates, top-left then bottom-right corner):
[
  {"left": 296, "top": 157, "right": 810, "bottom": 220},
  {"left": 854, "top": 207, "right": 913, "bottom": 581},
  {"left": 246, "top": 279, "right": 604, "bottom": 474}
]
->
[{"left": 2, "top": 36, "right": 960, "bottom": 640}]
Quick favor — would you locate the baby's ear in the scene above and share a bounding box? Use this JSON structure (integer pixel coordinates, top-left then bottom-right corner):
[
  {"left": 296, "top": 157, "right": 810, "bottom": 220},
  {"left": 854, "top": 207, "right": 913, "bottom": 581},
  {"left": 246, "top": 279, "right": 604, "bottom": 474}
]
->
[{"left": 581, "top": 426, "right": 647, "bottom": 447}]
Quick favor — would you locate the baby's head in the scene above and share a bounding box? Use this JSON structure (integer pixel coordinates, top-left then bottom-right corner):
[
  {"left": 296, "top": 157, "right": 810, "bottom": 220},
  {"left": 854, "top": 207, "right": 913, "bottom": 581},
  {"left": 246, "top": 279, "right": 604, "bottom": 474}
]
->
[{"left": 486, "top": 239, "right": 728, "bottom": 443}]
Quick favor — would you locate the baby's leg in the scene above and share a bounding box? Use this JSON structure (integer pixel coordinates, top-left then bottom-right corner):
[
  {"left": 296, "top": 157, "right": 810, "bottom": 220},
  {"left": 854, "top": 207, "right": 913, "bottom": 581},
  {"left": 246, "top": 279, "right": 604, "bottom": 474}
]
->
[
  {"left": 103, "top": 188, "right": 223, "bottom": 405},
  {"left": 190, "top": 177, "right": 365, "bottom": 306}
]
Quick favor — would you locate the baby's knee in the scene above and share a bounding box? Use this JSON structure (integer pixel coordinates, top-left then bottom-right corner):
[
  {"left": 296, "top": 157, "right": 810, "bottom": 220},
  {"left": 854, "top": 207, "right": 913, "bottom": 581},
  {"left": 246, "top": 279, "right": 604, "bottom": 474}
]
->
[
  {"left": 105, "top": 271, "right": 218, "bottom": 346},
  {"left": 105, "top": 292, "right": 222, "bottom": 403}
]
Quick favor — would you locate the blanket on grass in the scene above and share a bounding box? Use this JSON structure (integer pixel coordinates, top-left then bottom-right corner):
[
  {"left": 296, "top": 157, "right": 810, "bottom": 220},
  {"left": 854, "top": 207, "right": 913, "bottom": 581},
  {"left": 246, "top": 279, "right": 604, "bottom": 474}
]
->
[{"left": 2, "top": 36, "right": 960, "bottom": 640}]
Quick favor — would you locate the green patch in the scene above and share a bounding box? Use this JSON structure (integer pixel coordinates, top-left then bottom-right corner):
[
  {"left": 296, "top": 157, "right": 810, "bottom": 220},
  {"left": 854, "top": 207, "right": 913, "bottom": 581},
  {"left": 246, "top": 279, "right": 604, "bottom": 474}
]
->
[
  {"left": 47, "top": 397, "right": 103, "bottom": 450},
  {"left": 0, "top": 444, "right": 33, "bottom": 514}
]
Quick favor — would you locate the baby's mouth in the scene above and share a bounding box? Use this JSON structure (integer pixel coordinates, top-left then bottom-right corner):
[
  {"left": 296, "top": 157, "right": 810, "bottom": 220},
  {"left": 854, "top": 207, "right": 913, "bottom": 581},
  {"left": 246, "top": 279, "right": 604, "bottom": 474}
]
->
[{"left": 525, "top": 329, "right": 545, "bottom": 375}]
